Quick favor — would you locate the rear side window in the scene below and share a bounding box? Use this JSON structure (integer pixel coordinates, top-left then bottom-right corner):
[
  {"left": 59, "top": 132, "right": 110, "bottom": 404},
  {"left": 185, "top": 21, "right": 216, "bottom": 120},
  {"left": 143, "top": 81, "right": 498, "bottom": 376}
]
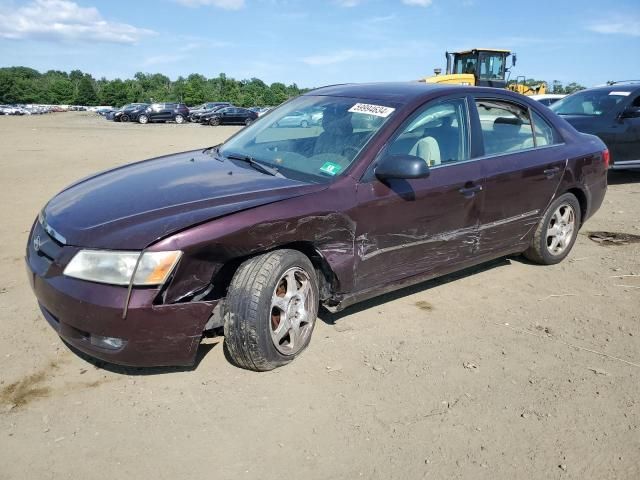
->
[
  {"left": 475, "top": 100, "right": 534, "bottom": 155},
  {"left": 531, "top": 110, "right": 559, "bottom": 147}
]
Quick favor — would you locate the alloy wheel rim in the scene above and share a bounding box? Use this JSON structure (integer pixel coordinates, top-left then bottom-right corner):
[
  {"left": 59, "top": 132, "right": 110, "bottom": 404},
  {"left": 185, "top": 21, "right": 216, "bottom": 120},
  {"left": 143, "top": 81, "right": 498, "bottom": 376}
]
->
[
  {"left": 270, "top": 267, "right": 315, "bottom": 356},
  {"left": 546, "top": 203, "right": 575, "bottom": 255},
  {"left": 139, "top": 115, "right": 148, "bottom": 124}
]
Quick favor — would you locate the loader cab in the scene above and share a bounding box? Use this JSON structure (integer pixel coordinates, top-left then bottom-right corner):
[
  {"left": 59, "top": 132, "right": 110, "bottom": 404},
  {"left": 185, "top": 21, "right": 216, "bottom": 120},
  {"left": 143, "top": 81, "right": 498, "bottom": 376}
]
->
[{"left": 448, "top": 49, "right": 513, "bottom": 88}]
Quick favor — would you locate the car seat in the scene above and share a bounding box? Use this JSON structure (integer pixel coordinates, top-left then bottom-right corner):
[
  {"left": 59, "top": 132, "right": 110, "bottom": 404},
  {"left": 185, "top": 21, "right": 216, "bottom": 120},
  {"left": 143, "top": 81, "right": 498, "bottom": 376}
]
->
[{"left": 410, "top": 136, "right": 441, "bottom": 166}]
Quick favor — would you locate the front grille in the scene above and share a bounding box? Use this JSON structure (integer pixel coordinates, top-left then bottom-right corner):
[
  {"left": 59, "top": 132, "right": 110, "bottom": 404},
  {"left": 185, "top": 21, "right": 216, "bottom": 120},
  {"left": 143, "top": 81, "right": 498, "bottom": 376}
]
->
[{"left": 31, "top": 221, "right": 64, "bottom": 261}]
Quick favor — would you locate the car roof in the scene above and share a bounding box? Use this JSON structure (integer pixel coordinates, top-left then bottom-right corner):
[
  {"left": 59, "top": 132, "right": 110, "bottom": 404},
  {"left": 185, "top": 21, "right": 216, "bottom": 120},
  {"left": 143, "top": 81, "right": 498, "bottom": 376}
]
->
[
  {"left": 307, "top": 82, "right": 470, "bottom": 104},
  {"left": 306, "top": 82, "right": 538, "bottom": 106},
  {"left": 580, "top": 83, "right": 640, "bottom": 94}
]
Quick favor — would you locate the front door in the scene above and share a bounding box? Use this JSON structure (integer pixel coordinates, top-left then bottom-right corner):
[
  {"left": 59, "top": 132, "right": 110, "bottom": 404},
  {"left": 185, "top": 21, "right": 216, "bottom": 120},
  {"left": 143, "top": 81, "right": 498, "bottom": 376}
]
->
[{"left": 352, "top": 97, "right": 483, "bottom": 292}]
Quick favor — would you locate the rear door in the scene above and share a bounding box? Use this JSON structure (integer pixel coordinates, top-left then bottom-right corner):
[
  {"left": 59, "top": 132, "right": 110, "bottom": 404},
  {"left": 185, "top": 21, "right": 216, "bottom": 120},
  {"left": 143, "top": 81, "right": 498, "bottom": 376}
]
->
[{"left": 472, "top": 97, "right": 566, "bottom": 255}]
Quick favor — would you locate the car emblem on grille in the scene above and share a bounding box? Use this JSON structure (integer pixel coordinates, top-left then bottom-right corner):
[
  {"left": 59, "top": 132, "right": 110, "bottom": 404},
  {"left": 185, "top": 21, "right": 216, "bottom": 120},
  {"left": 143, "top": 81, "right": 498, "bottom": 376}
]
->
[{"left": 33, "top": 235, "right": 42, "bottom": 252}]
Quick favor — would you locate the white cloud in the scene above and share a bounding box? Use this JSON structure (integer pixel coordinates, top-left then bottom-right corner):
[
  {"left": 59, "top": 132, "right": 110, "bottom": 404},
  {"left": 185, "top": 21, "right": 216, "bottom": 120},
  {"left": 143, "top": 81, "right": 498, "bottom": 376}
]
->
[
  {"left": 587, "top": 16, "right": 640, "bottom": 37},
  {"left": 0, "top": 0, "right": 154, "bottom": 44},
  {"left": 402, "top": 0, "right": 433, "bottom": 6},
  {"left": 175, "top": 0, "right": 245, "bottom": 9},
  {"left": 302, "top": 47, "right": 407, "bottom": 66}
]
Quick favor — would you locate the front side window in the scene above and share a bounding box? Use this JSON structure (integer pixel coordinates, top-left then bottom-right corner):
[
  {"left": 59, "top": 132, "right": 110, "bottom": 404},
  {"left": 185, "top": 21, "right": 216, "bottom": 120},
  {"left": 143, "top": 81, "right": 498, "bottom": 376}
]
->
[
  {"left": 220, "top": 95, "right": 397, "bottom": 183},
  {"left": 476, "top": 100, "right": 534, "bottom": 155},
  {"left": 386, "top": 98, "right": 469, "bottom": 166}
]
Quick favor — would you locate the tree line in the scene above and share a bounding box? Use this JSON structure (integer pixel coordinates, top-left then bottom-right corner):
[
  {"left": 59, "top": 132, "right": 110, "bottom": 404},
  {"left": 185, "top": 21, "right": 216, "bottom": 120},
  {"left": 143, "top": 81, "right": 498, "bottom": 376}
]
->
[
  {"left": 0, "top": 66, "right": 308, "bottom": 107},
  {"left": 508, "top": 78, "right": 586, "bottom": 94},
  {"left": 0, "top": 66, "right": 588, "bottom": 108}
]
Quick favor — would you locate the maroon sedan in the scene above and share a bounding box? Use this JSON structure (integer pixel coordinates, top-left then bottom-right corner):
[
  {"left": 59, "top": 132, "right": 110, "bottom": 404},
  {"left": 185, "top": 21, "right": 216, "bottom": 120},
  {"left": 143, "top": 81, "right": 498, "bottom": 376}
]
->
[{"left": 26, "top": 83, "right": 608, "bottom": 371}]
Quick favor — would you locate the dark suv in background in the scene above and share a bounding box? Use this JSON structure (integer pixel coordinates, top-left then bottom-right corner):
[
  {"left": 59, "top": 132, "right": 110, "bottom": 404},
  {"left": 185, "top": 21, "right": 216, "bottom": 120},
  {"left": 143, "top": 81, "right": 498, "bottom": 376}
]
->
[
  {"left": 551, "top": 81, "right": 640, "bottom": 170},
  {"left": 137, "top": 103, "right": 190, "bottom": 124},
  {"left": 113, "top": 103, "right": 149, "bottom": 122}
]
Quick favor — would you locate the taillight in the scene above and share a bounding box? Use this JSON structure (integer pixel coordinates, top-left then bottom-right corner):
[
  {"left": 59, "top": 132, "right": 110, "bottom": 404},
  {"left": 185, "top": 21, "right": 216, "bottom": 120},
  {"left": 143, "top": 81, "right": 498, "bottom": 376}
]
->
[{"left": 602, "top": 149, "right": 610, "bottom": 168}]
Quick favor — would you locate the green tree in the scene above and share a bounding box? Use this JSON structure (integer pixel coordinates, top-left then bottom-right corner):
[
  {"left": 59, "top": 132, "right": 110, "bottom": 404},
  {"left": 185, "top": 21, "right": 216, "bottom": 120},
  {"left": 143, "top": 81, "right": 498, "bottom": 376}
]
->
[{"left": 74, "top": 76, "right": 98, "bottom": 105}]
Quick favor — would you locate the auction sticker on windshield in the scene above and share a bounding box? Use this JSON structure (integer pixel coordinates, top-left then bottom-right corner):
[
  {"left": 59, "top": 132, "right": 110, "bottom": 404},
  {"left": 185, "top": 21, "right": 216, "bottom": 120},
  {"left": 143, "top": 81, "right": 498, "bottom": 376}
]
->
[
  {"left": 319, "top": 162, "right": 342, "bottom": 176},
  {"left": 348, "top": 103, "right": 395, "bottom": 118}
]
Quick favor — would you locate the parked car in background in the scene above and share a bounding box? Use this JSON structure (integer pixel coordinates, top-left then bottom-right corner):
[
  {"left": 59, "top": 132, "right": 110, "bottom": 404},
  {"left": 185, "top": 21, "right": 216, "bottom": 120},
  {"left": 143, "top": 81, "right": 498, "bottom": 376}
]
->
[
  {"left": 189, "top": 102, "right": 231, "bottom": 122},
  {"left": 551, "top": 81, "right": 640, "bottom": 170},
  {"left": 113, "top": 103, "right": 149, "bottom": 122},
  {"left": 531, "top": 94, "right": 566, "bottom": 106},
  {"left": 26, "top": 83, "right": 608, "bottom": 371},
  {"left": 249, "top": 106, "right": 273, "bottom": 117},
  {"left": 139, "top": 103, "right": 190, "bottom": 124},
  {"left": 200, "top": 106, "right": 258, "bottom": 126},
  {"left": 274, "top": 110, "right": 312, "bottom": 127}
]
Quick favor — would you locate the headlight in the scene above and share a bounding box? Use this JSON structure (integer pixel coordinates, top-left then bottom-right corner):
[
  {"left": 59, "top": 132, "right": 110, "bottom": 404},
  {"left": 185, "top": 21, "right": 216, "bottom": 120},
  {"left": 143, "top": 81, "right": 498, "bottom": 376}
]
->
[{"left": 63, "top": 250, "right": 182, "bottom": 286}]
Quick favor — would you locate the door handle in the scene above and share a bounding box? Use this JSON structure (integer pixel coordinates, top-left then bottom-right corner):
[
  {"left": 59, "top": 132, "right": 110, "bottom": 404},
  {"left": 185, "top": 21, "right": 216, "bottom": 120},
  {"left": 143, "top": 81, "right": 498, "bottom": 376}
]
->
[
  {"left": 458, "top": 184, "right": 483, "bottom": 198},
  {"left": 544, "top": 167, "right": 560, "bottom": 178}
]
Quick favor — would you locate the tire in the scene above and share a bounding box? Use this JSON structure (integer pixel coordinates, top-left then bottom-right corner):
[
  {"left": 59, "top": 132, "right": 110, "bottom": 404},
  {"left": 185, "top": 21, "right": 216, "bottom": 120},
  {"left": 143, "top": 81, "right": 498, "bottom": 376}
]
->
[
  {"left": 209, "top": 117, "right": 220, "bottom": 126},
  {"left": 120, "top": 114, "right": 129, "bottom": 123},
  {"left": 524, "top": 193, "right": 581, "bottom": 265},
  {"left": 300, "top": 120, "right": 309, "bottom": 128},
  {"left": 223, "top": 249, "right": 319, "bottom": 371},
  {"left": 175, "top": 114, "right": 185, "bottom": 124},
  {"left": 138, "top": 114, "right": 149, "bottom": 125},
  {"left": 244, "top": 117, "right": 253, "bottom": 126}
]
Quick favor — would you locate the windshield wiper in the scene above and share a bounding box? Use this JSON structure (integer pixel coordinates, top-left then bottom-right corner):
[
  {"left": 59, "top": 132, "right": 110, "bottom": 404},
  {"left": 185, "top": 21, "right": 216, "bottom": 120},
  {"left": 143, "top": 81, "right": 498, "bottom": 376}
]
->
[{"left": 225, "top": 153, "right": 284, "bottom": 177}]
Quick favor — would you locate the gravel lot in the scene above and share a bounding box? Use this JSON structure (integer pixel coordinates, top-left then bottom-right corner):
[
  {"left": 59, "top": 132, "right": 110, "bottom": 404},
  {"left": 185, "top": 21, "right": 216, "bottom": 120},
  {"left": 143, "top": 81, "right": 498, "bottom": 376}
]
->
[{"left": 1, "top": 112, "right": 639, "bottom": 480}]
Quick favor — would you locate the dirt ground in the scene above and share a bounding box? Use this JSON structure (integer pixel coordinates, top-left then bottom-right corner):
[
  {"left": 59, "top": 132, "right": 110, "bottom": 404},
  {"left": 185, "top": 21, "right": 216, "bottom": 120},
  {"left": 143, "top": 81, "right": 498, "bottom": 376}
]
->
[{"left": 0, "top": 112, "right": 638, "bottom": 480}]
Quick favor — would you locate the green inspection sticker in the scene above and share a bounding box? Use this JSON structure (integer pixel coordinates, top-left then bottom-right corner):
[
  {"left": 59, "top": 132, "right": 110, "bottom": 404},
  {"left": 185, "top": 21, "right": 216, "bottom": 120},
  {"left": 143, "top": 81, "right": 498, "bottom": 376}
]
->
[{"left": 319, "top": 162, "right": 342, "bottom": 176}]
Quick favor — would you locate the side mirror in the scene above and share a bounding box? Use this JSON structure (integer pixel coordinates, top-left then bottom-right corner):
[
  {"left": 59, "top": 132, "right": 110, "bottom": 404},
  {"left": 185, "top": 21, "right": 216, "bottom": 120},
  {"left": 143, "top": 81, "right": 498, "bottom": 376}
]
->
[
  {"left": 620, "top": 106, "right": 640, "bottom": 119},
  {"left": 511, "top": 53, "right": 517, "bottom": 67},
  {"left": 375, "top": 154, "right": 431, "bottom": 181}
]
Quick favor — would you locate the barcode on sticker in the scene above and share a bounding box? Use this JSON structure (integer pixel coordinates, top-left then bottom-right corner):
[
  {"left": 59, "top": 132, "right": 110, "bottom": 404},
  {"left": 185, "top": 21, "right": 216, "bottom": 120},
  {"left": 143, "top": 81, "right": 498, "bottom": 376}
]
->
[{"left": 348, "top": 103, "right": 395, "bottom": 118}]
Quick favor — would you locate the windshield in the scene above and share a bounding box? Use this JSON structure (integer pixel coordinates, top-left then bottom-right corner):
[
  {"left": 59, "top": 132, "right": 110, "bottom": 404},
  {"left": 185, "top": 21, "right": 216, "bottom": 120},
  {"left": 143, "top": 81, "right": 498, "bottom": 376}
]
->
[
  {"left": 551, "top": 90, "right": 628, "bottom": 116},
  {"left": 220, "top": 95, "right": 397, "bottom": 183}
]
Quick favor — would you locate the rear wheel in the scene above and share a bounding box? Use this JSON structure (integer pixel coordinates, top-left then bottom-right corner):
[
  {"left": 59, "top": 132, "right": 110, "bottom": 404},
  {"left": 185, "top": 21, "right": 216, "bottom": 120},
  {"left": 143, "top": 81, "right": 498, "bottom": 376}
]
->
[
  {"left": 244, "top": 117, "right": 253, "bottom": 126},
  {"left": 138, "top": 114, "right": 149, "bottom": 125},
  {"left": 223, "top": 249, "right": 319, "bottom": 371},
  {"left": 524, "top": 193, "right": 581, "bottom": 265},
  {"left": 209, "top": 117, "right": 220, "bottom": 126},
  {"left": 175, "top": 114, "right": 185, "bottom": 124}
]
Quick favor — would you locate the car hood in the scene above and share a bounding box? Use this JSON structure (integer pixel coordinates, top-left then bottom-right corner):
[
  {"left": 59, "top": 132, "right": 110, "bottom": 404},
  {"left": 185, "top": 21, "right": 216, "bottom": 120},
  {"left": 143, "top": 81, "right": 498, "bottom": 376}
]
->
[{"left": 43, "top": 149, "right": 326, "bottom": 250}]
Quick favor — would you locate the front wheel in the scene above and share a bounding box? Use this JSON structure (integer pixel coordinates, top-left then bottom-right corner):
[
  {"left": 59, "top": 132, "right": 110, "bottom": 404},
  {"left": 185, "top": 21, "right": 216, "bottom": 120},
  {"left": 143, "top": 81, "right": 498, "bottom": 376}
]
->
[
  {"left": 138, "top": 114, "right": 149, "bottom": 124},
  {"left": 174, "top": 114, "right": 185, "bottom": 124},
  {"left": 300, "top": 120, "right": 309, "bottom": 128},
  {"left": 223, "top": 250, "right": 319, "bottom": 371},
  {"left": 524, "top": 193, "right": 581, "bottom": 265},
  {"left": 120, "top": 114, "right": 129, "bottom": 123},
  {"left": 209, "top": 117, "right": 220, "bottom": 126},
  {"left": 244, "top": 117, "right": 253, "bottom": 126}
]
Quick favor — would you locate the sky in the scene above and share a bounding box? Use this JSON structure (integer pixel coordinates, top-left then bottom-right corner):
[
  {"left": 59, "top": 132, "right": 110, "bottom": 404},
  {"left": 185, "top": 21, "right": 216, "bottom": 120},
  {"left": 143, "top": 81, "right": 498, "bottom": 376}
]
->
[{"left": 0, "top": 0, "right": 638, "bottom": 88}]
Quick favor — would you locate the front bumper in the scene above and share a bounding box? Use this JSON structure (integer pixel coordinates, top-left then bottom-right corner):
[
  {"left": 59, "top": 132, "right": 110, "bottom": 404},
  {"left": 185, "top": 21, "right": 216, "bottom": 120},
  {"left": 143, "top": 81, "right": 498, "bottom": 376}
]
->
[{"left": 26, "top": 221, "right": 216, "bottom": 367}]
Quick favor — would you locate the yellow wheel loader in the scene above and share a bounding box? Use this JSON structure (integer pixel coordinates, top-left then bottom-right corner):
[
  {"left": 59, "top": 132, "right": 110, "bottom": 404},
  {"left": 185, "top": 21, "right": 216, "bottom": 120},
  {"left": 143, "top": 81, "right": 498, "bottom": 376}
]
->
[{"left": 421, "top": 49, "right": 546, "bottom": 95}]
